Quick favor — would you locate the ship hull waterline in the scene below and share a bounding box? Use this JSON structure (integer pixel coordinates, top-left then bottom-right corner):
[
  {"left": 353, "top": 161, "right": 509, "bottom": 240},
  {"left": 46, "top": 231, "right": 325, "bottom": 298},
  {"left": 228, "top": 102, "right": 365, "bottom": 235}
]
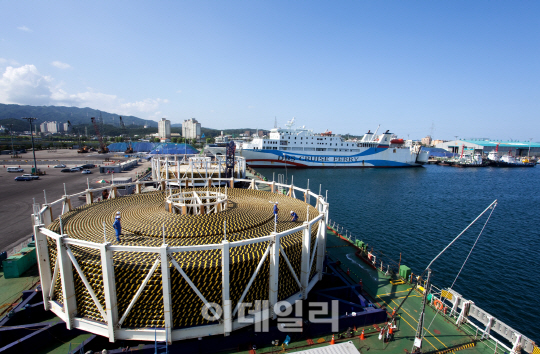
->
[{"left": 240, "top": 148, "right": 428, "bottom": 168}]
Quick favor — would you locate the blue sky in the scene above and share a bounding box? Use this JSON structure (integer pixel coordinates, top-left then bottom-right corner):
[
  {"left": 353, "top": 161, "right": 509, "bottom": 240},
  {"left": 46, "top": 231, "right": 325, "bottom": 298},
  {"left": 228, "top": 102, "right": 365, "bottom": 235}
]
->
[{"left": 1, "top": 1, "right": 538, "bottom": 140}]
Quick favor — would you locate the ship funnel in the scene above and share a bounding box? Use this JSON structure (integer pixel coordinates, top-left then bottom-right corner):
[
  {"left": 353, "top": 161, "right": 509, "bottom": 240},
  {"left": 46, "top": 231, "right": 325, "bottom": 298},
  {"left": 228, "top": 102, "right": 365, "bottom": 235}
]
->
[
  {"left": 379, "top": 131, "right": 393, "bottom": 145},
  {"left": 361, "top": 131, "right": 373, "bottom": 142}
]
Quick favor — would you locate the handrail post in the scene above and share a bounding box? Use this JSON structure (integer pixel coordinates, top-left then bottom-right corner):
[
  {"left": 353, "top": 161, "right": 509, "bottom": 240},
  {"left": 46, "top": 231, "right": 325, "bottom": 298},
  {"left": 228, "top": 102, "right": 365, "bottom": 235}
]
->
[
  {"left": 222, "top": 240, "right": 232, "bottom": 335},
  {"left": 300, "top": 221, "right": 312, "bottom": 298},
  {"left": 269, "top": 233, "right": 280, "bottom": 319},
  {"left": 316, "top": 206, "right": 327, "bottom": 280},
  {"left": 42, "top": 204, "right": 53, "bottom": 225},
  {"left": 100, "top": 242, "right": 118, "bottom": 342},
  {"left": 160, "top": 245, "right": 173, "bottom": 343},
  {"left": 34, "top": 224, "right": 52, "bottom": 311}
]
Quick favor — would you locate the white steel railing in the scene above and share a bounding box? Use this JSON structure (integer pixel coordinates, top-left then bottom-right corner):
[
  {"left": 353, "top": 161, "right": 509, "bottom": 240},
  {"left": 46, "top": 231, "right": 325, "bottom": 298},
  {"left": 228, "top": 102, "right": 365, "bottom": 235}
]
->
[
  {"left": 326, "top": 220, "right": 535, "bottom": 354},
  {"left": 31, "top": 177, "right": 329, "bottom": 344}
]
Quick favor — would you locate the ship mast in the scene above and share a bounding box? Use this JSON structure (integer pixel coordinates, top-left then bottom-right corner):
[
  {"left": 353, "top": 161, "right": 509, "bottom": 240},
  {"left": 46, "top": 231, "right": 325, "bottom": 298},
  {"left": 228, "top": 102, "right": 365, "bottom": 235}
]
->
[{"left": 412, "top": 268, "right": 431, "bottom": 353}]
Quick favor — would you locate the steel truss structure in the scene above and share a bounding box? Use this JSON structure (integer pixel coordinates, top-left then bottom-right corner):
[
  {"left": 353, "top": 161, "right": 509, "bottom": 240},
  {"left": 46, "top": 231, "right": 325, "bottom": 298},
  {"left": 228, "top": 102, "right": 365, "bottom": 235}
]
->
[
  {"left": 151, "top": 155, "right": 247, "bottom": 183},
  {"left": 31, "top": 176, "right": 328, "bottom": 344}
]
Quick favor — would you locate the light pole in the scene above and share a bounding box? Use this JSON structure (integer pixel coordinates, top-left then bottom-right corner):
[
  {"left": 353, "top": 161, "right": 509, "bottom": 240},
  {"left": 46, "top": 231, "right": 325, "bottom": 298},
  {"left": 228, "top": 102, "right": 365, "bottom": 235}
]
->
[
  {"left": 8, "top": 123, "right": 16, "bottom": 158},
  {"left": 22, "top": 117, "right": 38, "bottom": 175}
]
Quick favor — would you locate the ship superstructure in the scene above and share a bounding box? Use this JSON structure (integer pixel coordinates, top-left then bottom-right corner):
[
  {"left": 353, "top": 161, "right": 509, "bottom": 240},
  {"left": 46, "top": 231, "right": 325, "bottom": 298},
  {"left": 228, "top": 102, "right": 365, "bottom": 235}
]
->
[{"left": 238, "top": 119, "right": 429, "bottom": 167}]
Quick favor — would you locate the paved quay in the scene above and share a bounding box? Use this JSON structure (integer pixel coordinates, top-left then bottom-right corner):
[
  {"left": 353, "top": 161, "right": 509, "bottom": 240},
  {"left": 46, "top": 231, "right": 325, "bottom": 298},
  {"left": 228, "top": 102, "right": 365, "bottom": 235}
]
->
[{"left": 0, "top": 149, "right": 150, "bottom": 252}]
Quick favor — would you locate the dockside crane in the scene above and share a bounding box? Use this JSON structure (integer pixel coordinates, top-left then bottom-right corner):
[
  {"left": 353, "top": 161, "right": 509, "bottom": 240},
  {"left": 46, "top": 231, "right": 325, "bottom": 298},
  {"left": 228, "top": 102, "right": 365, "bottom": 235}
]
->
[
  {"left": 91, "top": 116, "right": 109, "bottom": 153},
  {"left": 119, "top": 116, "right": 133, "bottom": 153}
]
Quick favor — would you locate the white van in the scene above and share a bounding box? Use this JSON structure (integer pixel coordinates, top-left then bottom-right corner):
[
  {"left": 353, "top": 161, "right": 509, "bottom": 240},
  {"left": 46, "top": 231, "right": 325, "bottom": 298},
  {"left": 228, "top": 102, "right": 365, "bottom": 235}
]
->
[{"left": 7, "top": 167, "right": 24, "bottom": 172}]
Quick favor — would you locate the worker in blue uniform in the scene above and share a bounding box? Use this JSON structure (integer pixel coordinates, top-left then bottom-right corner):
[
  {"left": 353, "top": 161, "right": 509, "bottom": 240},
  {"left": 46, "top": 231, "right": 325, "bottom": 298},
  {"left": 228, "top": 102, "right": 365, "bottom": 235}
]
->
[
  {"left": 273, "top": 202, "right": 279, "bottom": 221},
  {"left": 290, "top": 210, "right": 298, "bottom": 222},
  {"left": 113, "top": 212, "right": 122, "bottom": 242}
]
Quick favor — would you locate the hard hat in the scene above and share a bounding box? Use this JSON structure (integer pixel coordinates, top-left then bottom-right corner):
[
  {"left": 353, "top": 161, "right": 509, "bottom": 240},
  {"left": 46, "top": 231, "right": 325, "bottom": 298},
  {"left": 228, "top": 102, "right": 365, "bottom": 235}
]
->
[
  {"left": 116, "top": 211, "right": 121, "bottom": 215},
  {"left": 290, "top": 210, "right": 294, "bottom": 214}
]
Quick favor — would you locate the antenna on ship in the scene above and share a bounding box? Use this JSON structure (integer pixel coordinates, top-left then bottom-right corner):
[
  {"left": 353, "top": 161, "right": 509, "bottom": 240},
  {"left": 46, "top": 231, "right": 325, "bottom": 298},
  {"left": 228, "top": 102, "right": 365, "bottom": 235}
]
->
[
  {"left": 408, "top": 200, "right": 498, "bottom": 354},
  {"left": 274, "top": 117, "right": 277, "bottom": 129}
]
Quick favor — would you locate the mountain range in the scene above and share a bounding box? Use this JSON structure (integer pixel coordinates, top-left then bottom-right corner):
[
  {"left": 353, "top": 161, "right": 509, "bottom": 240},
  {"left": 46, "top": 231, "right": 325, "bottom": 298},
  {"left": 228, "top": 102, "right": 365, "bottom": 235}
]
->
[{"left": 0, "top": 103, "right": 155, "bottom": 130}]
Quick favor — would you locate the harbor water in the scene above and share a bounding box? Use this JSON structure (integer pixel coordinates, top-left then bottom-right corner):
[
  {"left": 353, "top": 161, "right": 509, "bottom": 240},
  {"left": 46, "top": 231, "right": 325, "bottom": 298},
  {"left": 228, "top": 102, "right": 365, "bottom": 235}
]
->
[{"left": 263, "top": 165, "right": 540, "bottom": 342}]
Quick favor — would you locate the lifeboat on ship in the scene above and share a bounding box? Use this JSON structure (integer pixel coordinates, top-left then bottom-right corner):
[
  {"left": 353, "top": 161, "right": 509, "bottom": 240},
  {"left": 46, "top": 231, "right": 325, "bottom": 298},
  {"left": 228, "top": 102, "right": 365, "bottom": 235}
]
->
[{"left": 390, "top": 138, "right": 404, "bottom": 144}]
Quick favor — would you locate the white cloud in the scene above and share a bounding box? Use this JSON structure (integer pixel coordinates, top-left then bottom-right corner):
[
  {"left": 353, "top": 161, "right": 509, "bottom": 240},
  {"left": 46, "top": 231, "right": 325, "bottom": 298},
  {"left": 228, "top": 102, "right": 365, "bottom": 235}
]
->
[
  {"left": 120, "top": 98, "right": 168, "bottom": 113},
  {"left": 0, "top": 58, "right": 21, "bottom": 67},
  {"left": 17, "top": 26, "right": 32, "bottom": 32},
  {"left": 0, "top": 64, "right": 167, "bottom": 117},
  {"left": 51, "top": 61, "right": 72, "bottom": 69},
  {"left": 0, "top": 65, "right": 53, "bottom": 105}
]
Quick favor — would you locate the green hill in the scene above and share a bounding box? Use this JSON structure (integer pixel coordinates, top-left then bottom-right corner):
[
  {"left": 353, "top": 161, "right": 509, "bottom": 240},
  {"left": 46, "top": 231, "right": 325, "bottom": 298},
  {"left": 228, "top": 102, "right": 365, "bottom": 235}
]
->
[{"left": 0, "top": 103, "right": 154, "bottom": 129}]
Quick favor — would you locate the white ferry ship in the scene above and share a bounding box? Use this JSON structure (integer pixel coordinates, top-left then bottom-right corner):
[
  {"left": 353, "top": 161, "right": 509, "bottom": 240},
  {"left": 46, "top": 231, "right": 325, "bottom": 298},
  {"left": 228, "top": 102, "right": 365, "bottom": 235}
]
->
[{"left": 237, "top": 119, "right": 429, "bottom": 168}]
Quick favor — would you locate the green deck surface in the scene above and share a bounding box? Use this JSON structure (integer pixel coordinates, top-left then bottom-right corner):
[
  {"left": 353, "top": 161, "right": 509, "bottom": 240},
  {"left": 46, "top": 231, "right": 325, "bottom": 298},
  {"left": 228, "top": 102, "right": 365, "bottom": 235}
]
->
[
  {"left": 0, "top": 263, "right": 40, "bottom": 316},
  {"left": 232, "top": 228, "right": 507, "bottom": 354}
]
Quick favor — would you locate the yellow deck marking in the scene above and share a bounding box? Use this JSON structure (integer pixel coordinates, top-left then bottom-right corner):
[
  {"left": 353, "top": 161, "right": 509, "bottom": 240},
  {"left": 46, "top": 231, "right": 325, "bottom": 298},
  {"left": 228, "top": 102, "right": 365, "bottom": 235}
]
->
[
  {"left": 395, "top": 295, "right": 422, "bottom": 299},
  {"left": 377, "top": 297, "right": 438, "bottom": 351},
  {"left": 378, "top": 288, "right": 412, "bottom": 296},
  {"left": 388, "top": 298, "right": 448, "bottom": 349}
]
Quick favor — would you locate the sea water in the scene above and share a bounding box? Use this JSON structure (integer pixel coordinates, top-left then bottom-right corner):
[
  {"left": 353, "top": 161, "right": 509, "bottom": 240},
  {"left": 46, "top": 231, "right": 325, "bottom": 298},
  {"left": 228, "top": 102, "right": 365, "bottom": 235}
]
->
[{"left": 263, "top": 164, "right": 540, "bottom": 342}]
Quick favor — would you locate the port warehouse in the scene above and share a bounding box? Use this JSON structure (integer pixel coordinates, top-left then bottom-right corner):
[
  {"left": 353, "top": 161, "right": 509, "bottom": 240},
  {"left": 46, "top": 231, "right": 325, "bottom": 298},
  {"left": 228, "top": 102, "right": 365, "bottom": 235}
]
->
[{"left": 436, "top": 139, "right": 540, "bottom": 156}]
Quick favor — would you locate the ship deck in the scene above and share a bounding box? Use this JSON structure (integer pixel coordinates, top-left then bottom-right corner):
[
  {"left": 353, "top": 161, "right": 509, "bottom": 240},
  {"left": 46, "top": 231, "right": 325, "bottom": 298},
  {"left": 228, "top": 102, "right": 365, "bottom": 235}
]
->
[
  {"left": 0, "top": 225, "right": 513, "bottom": 354},
  {"left": 230, "top": 228, "right": 505, "bottom": 354}
]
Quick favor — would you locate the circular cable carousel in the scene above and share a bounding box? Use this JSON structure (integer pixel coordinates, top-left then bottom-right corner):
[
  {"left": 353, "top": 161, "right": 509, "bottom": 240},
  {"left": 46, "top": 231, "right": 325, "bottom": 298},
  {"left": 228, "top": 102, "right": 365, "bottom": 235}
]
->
[{"left": 36, "top": 180, "right": 328, "bottom": 342}]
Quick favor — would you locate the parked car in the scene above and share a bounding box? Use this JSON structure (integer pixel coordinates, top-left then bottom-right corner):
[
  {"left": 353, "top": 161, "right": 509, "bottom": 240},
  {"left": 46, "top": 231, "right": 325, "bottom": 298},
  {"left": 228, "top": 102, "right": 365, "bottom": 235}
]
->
[
  {"left": 70, "top": 167, "right": 82, "bottom": 172},
  {"left": 81, "top": 164, "right": 96, "bottom": 168},
  {"left": 14, "top": 175, "right": 32, "bottom": 181},
  {"left": 61, "top": 168, "right": 72, "bottom": 173},
  {"left": 21, "top": 174, "right": 39, "bottom": 180},
  {"left": 81, "top": 169, "right": 92, "bottom": 174},
  {"left": 54, "top": 164, "right": 66, "bottom": 168},
  {"left": 7, "top": 167, "right": 24, "bottom": 172}
]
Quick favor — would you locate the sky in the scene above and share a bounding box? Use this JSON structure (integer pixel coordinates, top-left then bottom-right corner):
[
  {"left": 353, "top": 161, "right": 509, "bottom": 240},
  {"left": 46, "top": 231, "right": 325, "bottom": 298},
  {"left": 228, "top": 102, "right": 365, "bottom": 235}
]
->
[{"left": 0, "top": 1, "right": 539, "bottom": 140}]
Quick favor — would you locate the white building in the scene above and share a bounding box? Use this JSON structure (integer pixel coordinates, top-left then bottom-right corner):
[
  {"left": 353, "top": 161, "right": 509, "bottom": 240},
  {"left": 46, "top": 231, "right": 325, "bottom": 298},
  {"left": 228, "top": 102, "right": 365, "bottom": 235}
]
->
[
  {"left": 40, "top": 121, "right": 60, "bottom": 134},
  {"left": 158, "top": 118, "right": 171, "bottom": 139},
  {"left": 182, "top": 118, "right": 201, "bottom": 140}
]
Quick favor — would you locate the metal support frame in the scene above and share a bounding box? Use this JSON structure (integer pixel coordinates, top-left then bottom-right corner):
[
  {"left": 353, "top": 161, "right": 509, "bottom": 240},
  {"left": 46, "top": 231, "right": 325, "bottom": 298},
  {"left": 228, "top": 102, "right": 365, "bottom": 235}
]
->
[
  {"left": 33, "top": 176, "right": 329, "bottom": 343},
  {"left": 511, "top": 334, "right": 522, "bottom": 354},
  {"left": 300, "top": 222, "right": 312, "bottom": 298},
  {"left": 279, "top": 245, "right": 302, "bottom": 290},
  {"left": 160, "top": 245, "right": 173, "bottom": 343},
  {"left": 481, "top": 315, "right": 494, "bottom": 340},
  {"left": 100, "top": 243, "right": 118, "bottom": 342},
  {"left": 450, "top": 294, "right": 461, "bottom": 317},
  {"left": 169, "top": 256, "right": 220, "bottom": 321},
  {"left": 268, "top": 234, "right": 280, "bottom": 319},
  {"left": 118, "top": 258, "right": 160, "bottom": 327},
  {"left": 232, "top": 242, "right": 272, "bottom": 317},
  {"left": 61, "top": 196, "right": 72, "bottom": 214},
  {"left": 34, "top": 223, "right": 52, "bottom": 311},
  {"left": 65, "top": 245, "right": 107, "bottom": 321},
  {"left": 222, "top": 240, "right": 232, "bottom": 334},
  {"left": 57, "top": 235, "right": 76, "bottom": 329}
]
